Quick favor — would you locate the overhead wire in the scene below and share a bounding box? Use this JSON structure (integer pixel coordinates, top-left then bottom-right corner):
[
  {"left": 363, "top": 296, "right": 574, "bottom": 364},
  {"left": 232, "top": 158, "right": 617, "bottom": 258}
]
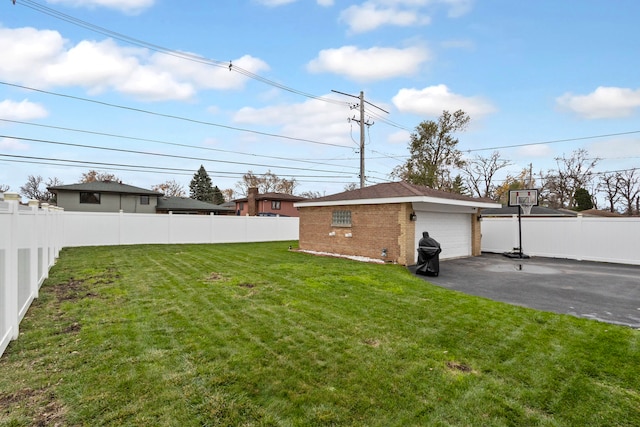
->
[
  {"left": 16, "top": 0, "right": 350, "bottom": 107},
  {"left": 0, "top": 155, "right": 355, "bottom": 183},
  {"left": 0, "top": 134, "right": 356, "bottom": 176},
  {"left": 0, "top": 118, "right": 361, "bottom": 172},
  {"left": 0, "top": 81, "right": 350, "bottom": 149}
]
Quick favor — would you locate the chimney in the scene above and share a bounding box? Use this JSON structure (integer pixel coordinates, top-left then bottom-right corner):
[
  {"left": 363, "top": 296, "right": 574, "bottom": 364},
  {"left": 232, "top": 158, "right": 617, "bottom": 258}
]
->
[{"left": 248, "top": 187, "right": 259, "bottom": 216}]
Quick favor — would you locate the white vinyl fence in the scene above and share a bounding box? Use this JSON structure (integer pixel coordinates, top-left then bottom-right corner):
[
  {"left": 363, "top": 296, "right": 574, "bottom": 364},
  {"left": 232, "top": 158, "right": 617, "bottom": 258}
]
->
[
  {"left": 1, "top": 194, "right": 299, "bottom": 358},
  {"left": 1, "top": 197, "right": 64, "bottom": 358},
  {"left": 481, "top": 215, "right": 640, "bottom": 265}
]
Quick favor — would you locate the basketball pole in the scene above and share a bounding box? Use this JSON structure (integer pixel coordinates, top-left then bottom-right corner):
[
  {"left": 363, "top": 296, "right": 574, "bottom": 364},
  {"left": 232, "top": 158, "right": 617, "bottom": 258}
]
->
[{"left": 517, "top": 204, "right": 523, "bottom": 258}]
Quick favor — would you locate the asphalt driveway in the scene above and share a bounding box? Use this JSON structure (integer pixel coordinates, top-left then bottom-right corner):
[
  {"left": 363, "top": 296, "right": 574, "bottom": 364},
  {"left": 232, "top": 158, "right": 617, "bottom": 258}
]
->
[{"left": 409, "top": 253, "right": 640, "bottom": 328}]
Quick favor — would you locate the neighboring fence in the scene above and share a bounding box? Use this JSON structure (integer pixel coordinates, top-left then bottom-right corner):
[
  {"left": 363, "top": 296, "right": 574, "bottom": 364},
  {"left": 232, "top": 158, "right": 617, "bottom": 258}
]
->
[
  {"left": 1, "top": 196, "right": 64, "bottom": 358},
  {"left": 60, "top": 211, "right": 299, "bottom": 247},
  {"left": 1, "top": 195, "right": 299, "bottom": 358},
  {"left": 481, "top": 215, "right": 640, "bottom": 265}
]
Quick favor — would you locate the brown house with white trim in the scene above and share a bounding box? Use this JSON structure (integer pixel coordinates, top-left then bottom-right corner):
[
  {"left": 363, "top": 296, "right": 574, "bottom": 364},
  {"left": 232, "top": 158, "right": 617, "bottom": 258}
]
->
[
  {"left": 234, "top": 187, "right": 306, "bottom": 217},
  {"left": 294, "top": 182, "right": 500, "bottom": 266}
]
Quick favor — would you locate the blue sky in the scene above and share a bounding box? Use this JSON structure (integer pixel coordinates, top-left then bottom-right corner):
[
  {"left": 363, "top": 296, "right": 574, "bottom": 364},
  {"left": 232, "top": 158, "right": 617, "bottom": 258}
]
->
[{"left": 1, "top": 0, "right": 639, "bottom": 202}]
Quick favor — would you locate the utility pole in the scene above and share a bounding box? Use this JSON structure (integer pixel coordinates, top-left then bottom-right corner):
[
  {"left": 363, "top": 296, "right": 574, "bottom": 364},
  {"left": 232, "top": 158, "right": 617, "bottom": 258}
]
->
[{"left": 332, "top": 90, "right": 386, "bottom": 188}]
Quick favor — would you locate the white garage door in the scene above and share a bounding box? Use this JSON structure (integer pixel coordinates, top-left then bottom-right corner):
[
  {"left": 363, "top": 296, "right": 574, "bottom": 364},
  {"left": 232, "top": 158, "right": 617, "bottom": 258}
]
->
[{"left": 415, "top": 211, "right": 471, "bottom": 260}]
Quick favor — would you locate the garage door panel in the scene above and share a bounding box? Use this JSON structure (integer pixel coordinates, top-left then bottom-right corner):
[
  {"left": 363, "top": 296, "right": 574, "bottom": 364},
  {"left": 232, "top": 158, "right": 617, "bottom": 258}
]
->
[{"left": 415, "top": 212, "right": 471, "bottom": 260}]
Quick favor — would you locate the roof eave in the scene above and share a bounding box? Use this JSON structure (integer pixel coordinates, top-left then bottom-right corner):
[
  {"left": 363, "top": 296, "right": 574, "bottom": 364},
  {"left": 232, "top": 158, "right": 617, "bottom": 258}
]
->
[{"left": 295, "top": 196, "right": 501, "bottom": 209}]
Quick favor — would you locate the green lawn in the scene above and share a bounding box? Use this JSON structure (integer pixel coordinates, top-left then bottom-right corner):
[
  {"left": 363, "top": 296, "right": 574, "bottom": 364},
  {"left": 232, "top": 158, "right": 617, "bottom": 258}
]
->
[{"left": 1, "top": 242, "right": 639, "bottom": 426}]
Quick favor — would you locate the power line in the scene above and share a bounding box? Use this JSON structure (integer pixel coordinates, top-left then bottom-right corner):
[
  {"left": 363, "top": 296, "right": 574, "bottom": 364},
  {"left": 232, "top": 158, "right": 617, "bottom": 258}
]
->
[
  {"left": 0, "top": 81, "right": 350, "bottom": 149},
  {"left": 0, "top": 134, "right": 356, "bottom": 176},
  {"left": 15, "top": 0, "right": 350, "bottom": 108},
  {"left": 0, "top": 154, "right": 357, "bottom": 183},
  {"left": 0, "top": 118, "right": 361, "bottom": 172},
  {"left": 465, "top": 130, "right": 640, "bottom": 153}
]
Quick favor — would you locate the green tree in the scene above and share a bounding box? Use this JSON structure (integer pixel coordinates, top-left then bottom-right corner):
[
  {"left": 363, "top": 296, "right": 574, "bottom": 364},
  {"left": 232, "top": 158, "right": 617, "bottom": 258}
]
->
[
  {"left": 451, "top": 175, "right": 468, "bottom": 195},
  {"left": 212, "top": 186, "right": 225, "bottom": 205},
  {"left": 574, "top": 187, "right": 594, "bottom": 211},
  {"left": 391, "top": 110, "right": 470, "bottom": 189},
  {"left": 189, "top": 165, "right": 215, "bottom": 202}
]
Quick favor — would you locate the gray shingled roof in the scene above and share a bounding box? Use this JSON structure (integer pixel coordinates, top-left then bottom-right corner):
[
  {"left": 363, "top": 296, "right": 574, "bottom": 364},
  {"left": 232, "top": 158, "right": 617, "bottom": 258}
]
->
[
  {"left": 301, "top": 182, "right": 495, "bottom": 204},
  {"left": 156, "top": 196, "right": 233, "bottom": 212},
  {"left": 48, "top": 181, "right": 162, "bottom": 196}
]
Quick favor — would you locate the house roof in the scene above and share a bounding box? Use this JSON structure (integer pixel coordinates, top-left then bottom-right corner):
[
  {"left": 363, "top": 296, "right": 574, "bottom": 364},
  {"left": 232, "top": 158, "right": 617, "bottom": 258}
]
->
[
  {"left": 233, "top": 192, "right": 307, "bottom": 203},
  {"left": 156, "top": 196, "right": 233, "bottom": 212},
  {"left": 48, "top": 181, "right": 162, "bottom": 196},
  {"left": 295, "top": 182, "right": 500, "bottom": 209},
  {"left": 575, "top": 208, "right": 626, "bottom": 217},
  {"left": 482, "top": 206, "right": 577, "bottom": 216}
]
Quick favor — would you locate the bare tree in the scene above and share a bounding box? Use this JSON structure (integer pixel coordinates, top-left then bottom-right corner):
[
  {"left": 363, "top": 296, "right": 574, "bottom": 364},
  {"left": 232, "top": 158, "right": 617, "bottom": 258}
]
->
[
  {"left": 221, "top": 188, "right": 235, "bottom": 202},
  {"left": 598, "top": 173, "right": 621, "bottom": 213},
  {"left": 20, "top": 175, "right": 61, "bottom": 203},
  {"left": 299, "top": 190, "right": 323, "bottom": 199},
  {"left": 80, "top": 170, "right": 120, "bottom": 183},
  {"left": 462, "top": 151, "right": 512, "bottom": 199},
  {"left": 617, "top": 169, "right": 640, "bottom": 216},
  {"left": 0, "top": 184, "right": 9, "bottom": 193},
  {"left": 236, "top": 170, "right": 297, "bottom": 195},
  {"left": 152, "top": 179, "right": 185, "bottom": 197},
  {"left": 542, "top": 149, "right": 599, "bottom": 209}
]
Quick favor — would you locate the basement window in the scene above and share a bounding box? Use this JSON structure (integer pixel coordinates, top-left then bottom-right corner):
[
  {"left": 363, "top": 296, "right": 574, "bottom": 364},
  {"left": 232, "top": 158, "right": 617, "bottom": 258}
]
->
[
  {"left": 79, "top": 192, "right": 100, "bottom": 204},
  {"left": 332, "top": 210, "right": 352, "bottom": 227}
]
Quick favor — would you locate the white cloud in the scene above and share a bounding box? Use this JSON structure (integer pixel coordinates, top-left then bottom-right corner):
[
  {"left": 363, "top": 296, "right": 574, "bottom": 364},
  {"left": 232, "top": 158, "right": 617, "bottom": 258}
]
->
[
  {"left": 556, "top": 86, "right": 640, "bottom": 119},
  {"left": 151, "top": 54, "right": 270, "bottom": 91},
  {"left": 317, "top": 0, "right": 334, "bottom": 5},
  {"left": 0, "top": 99, "right": 49, "bottom": 121},
  {"left": 307, "top": 45, "right": 430, "bottom": 82},
  {"left": 0, "top": 137, "right": 30, "bottom": 151},
  {"left": 388, "top": 130, "right": 411, "bottom": 144},
  {"left": 340, "top": 2, "right": 430, "bottom": 33},
  {"left": 233, "top": 96, "right": 355, "bottom": 146},
  {"left": 46, "top": 0, "right": 154, "bottom": 14},
  {"left": 0, "top": 26, "right": 269, "bottom": 102},
  {"left": 587, "top": 137, "right": 640, "bottom": 160},
  {"left": 392, "top": 84, "right": 495, "bottom": 118},
  {"left": 517, "top": 144, "right": 554, "bottom": 159},
  {"left": 0, "top": 27, "right": 66, "bottom": 86},
  {"left": 339, "top": 0, "right": 472, "bottom": 33},
  {"left": 438, "top": 0, "right": 473, "bottom": 18}
]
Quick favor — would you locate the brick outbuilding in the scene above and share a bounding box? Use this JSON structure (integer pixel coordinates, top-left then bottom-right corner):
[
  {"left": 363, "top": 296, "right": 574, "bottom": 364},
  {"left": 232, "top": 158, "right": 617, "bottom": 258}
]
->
[{"left": 294, "top": 182, "right": 500, "bottom": 265}]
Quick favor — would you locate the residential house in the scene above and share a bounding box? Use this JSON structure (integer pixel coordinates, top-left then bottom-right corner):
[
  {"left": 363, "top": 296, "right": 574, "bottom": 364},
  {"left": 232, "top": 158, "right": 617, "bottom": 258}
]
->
[
  {"left": 49, "top": 181, "right": 162, "bottom": 213},
  {"left": 294, "top": 182, "right": 500, "bottom": 266},
  {"left": 234, "top": 187, "right": 306, "bottom": 217}
]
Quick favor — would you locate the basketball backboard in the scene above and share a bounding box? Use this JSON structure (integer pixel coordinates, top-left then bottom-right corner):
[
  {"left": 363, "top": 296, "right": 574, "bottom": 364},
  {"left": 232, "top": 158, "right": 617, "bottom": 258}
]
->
[{"left": 508, "top": 189, "right": 539, "bottom": 207}]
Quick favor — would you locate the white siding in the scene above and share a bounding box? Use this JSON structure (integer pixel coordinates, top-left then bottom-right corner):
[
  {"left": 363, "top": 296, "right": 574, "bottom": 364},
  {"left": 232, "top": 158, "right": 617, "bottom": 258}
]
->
[{"left": 414, "top": 211, "right": 471, "bottom": 259}]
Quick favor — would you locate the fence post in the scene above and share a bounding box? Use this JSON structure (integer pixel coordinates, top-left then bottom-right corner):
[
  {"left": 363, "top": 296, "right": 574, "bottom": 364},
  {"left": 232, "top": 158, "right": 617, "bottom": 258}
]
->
[
  {"left": 27, "top": 200, "right": 39, "bottom": 299},
  {"left": 3, "top": 193, "right": 20, "bottom": 340}
]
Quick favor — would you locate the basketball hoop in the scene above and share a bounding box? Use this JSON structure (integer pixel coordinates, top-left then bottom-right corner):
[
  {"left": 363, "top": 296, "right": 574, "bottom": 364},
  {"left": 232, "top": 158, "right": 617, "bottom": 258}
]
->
[
  {"left": 520, "top": 201, "right": 534, "bottom": 216},
  {"left": 505, "top": 189, "right": 539, "bottom": 259}
]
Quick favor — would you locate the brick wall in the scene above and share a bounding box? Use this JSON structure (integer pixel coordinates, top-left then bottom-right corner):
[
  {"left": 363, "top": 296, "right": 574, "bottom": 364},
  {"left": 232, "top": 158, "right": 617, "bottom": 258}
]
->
[
  {"left": 299, "top": 203, "right": 415, "bottom": 264},
  {"left": 471, "top": 211, "right": 482, "bottom": 256}
]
